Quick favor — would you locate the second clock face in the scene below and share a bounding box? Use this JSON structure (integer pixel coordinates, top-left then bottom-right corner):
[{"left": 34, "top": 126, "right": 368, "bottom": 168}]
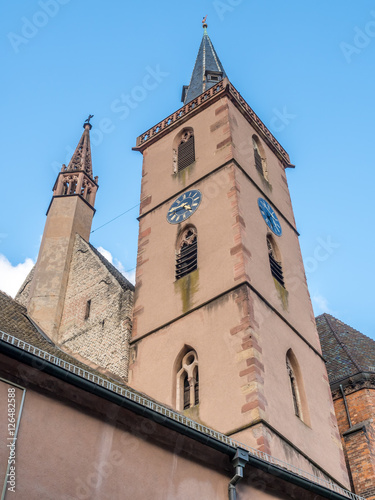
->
[
  {"left": 167, "top": 189, "right": 202, "bottom": 224},
  {"left": 258, "top": 198, "right": 282, "bottom": 236}
]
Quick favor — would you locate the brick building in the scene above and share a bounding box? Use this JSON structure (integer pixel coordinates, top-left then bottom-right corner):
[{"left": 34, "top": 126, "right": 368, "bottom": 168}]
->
[
  {"left": 0, "top": 22, "right": 370, "bottom": 499},
  {"left": 317, "top": 313, "right": 375, "bottom": 499}
]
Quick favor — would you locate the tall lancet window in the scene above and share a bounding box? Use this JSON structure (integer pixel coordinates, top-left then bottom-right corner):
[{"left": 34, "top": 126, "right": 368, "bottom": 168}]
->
[
  {"left": 176, "top": 226, "right": 197, "bottom": 280},
  {"left": 287, "top": 358, "right": 301, "bottom": 418},
  {"left": 285, "top": 350, "right": 310, "bottom": 424},
  {"left": 177, "top": 129, "right": 195, "bottom": 172},
  {"left": 176, "top": 350, "right": 199, "bottom": 411},
  {"left": 252, "top": 135, "right": 268, "bottom": 179}
]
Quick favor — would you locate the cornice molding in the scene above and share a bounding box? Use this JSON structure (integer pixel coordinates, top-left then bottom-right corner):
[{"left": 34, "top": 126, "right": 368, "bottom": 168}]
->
[{"left": 133, "top": 79, "right": 292, "bottom": 168}]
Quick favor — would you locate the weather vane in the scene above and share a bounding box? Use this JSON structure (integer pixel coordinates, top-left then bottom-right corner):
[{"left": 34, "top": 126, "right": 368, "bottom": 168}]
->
[
  {"left": 85, "top": 114, "right": 94, "bottom": 124},
  {"left": 202, "top": 15, "right": 207, "bottom": 25}
]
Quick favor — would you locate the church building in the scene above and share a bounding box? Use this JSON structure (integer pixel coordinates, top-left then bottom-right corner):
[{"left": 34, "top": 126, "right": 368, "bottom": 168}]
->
[{"left": 0, "top": 21, "right": 371, "bottom": 499}]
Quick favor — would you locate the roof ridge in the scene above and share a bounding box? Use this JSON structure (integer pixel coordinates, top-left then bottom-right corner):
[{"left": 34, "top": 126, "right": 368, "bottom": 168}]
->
[
  {"left": 323, "top": 313, "right": 375, "bottom": 344},
  {"left": 0, "top": 289, "right": 27, "bottom": 311},
  {"left": 323, "top": 313, "right": 362, "bottom": 373},
  {"left": 83, "top": 238, "right": 134, "bottom": 291}
]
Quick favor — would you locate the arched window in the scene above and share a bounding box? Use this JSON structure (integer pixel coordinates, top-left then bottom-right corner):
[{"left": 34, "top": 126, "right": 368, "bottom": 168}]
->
[
  {"left": 176, "top": 226, "right": 197, "bottom": 280},
  {"left": 69, "top": 180, "right": 77, "bottom": 195},
  {"left": 177, "top": 129, "right": 195, "bottom": 172},
  {"left": 267, "top": 235, "right": 285, "bottom": 287},
  {"left": 176, "top": 350, "right": 199, "bottom": 411},
  {"left": 252, "top": 135, "right": 267, "bottom": 178},
  {"left": 286, "top": 350, "right": 310, "bottom": 424},
  {"left": 287, "top": 357, "right": 301, "bottom": 418}
]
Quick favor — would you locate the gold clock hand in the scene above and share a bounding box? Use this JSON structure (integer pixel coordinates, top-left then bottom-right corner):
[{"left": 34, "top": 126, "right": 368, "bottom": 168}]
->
[{"left": 170, "top": 204, "right": 184, "bottom": 213}]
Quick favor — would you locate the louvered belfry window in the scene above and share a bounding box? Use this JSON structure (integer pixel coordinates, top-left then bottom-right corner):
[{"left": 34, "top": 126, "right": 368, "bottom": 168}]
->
[
  {"left": 176, "top": 227, "right": 197, "bottom": 280},
  {"left": 178, "top": 130, "right": 195, "bottom": 172},
  {"left": 267, "top": 237, "right": 285, "bottom": 287}
]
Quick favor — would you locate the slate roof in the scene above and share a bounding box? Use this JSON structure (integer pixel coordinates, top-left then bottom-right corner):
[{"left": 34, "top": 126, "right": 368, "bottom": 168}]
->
[
  {"left": 316, "top": 313, "right": 375, "bottom": 384},
  {"left": 183, "top": 26, "right": 227, "bottom": 105}
]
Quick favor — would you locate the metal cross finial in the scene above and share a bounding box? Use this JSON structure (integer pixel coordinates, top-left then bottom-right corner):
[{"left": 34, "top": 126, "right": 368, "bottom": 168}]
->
[{"left": 85, "top": 114, "right": 94, "bottom": 124}]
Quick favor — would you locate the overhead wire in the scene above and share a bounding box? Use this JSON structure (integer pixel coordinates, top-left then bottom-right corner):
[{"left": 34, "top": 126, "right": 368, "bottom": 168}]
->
[{"left": 90, "top": 202, "right": 140, "bottom": 234}]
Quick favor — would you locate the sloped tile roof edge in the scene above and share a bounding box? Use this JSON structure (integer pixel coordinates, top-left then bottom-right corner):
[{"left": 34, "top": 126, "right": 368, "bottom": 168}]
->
[
  {"left": 316, "top": 313, "right": 375, "bottom": 384},
  {"left": 85, "top": 237, "right": 134, "bottom": 292}
]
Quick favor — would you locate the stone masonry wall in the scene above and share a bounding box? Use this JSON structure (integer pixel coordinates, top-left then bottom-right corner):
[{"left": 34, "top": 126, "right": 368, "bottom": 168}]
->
[
  {"left": 58, "top": 235, "right": 133, "bottom": 381},
  {"left": 334, "top": 387, "right": 375, "bottom": 499},
  {"left": 15, "top": 266, "right": 35, "bottom": 308}
]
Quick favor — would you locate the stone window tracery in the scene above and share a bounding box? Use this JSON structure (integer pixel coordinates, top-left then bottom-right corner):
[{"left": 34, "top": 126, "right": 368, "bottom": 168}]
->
[{"left": 177, "top": 350, "right": 199, "bottom": 411}]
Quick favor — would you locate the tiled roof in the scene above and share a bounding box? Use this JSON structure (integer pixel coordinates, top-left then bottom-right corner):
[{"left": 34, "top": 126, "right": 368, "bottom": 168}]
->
[
  {"left": 183, "top": 27, "right": 227, "bottom": 105},
  {"left": 316, "top": 313, "right": 375, "bottom": 383},
  {"left": 0, "top": 291, "right": 121, "bottom": 381}
]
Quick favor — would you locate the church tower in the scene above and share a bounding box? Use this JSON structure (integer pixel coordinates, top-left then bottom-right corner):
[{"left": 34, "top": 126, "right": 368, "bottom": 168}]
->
[
  {"left": 27, "top": 118, "right": 98, "bottom": 343},
  {"left": 129, "top": 23, "right": 349, "bottom": 487}
]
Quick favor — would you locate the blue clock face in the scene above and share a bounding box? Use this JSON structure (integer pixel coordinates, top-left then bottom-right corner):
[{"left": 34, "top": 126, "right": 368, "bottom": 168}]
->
[
  {"left": 258, "top": 198, "right": 282, "bottom": 236},
  {"left": 167, "top": 189, "right": 202, "bottom": 224}
]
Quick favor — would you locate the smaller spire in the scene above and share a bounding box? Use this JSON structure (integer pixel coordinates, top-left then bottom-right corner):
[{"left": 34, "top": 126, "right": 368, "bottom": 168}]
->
[
  {"left": 51, "top": 117, "right": 98, "bottom": 210},
  {"left": 66, "top": 116, "right": 94, "bottom": 177}
]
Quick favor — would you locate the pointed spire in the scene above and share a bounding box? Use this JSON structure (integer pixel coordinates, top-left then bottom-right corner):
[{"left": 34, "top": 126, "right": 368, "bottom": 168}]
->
[
  {"left": 51, "top": 117, "right": 98, "bottom": 210},
  {"left": 182, "top": 19, "right": 227, "bottom": 105},
  {"left": 66, "top": 116, "right": 93, "bottom": 178}
]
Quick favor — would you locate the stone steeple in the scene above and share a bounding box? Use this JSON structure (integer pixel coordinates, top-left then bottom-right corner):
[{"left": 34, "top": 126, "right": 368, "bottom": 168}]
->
[
  {"left": 181, "top": 20, "right": 227, "bottom": 104},
  {"left": 27, "top": 118, "right": 98, "bottom": 342},
  {"left": 51, "top": 118, "right": 98, "bottom": 210},
  {"left": 67, "top": 120, "right": 93, "bottom": 176}
]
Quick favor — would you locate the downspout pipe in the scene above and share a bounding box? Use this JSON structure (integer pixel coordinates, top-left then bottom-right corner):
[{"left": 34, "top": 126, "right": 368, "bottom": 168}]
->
[
  {"left": 340, "top": 384, "right": 352, "bottom": 428},
  {"left": 228, "top": 448, "right": 249, "bottom": 500}
]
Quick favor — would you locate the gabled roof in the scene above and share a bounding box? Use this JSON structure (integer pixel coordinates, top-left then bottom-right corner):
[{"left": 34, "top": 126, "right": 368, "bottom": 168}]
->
[
  {"left": 183, "top": 25, "right": 227, "bottom": 105},
  {"left": 316, "top": 313, "right": 375, "bottom": 384},
  {"left": 88, "top": 241, "right": 134, "bottom": 292}
]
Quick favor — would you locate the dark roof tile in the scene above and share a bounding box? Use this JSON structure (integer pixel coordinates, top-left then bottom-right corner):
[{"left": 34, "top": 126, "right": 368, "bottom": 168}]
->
[{"left": 316, "top": 313, "right": 375, "bottom": 384}]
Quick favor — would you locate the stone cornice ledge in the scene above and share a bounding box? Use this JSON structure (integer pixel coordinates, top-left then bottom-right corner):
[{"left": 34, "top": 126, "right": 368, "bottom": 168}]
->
[{"left": 133, "top": 79, "right": 293, "bottom": 168}]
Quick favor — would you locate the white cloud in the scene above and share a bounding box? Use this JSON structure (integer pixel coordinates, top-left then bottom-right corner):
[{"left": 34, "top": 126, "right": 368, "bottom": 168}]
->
[
  {"left": 97, "top": 247, "right": 135, "bottom": 285},
  {"left": 97, "top": 246, "right": 113, "bottom": 264},
  {"left": 312, "top": 294, "right": 332, "bottom": 315},
  {"left": 0, "top": 254, "right": 35, "bottom": 298}
]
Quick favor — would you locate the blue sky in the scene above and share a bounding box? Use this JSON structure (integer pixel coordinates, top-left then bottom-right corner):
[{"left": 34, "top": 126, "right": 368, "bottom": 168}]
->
[{"left": 1, "top": 1, "right": 374, "bottom": 338}]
